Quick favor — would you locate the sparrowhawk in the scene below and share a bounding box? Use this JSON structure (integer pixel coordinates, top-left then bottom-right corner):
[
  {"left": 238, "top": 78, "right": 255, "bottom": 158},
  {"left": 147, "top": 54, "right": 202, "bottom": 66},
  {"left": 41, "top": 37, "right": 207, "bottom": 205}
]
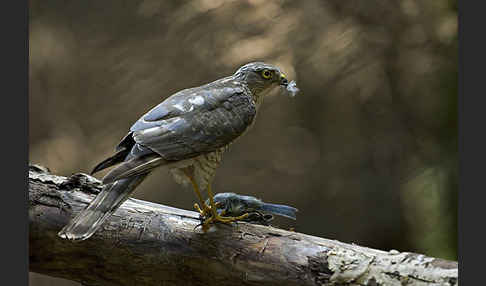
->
[{"left": 58, "top": 62, "right": 299, "bottom": 241}]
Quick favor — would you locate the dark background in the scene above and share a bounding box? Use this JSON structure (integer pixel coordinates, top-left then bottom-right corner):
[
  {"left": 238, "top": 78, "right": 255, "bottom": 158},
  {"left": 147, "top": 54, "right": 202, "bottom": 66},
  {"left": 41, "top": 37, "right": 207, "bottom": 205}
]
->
[{"left": 29, "top": 1, "right": 457, "bottom": 285}]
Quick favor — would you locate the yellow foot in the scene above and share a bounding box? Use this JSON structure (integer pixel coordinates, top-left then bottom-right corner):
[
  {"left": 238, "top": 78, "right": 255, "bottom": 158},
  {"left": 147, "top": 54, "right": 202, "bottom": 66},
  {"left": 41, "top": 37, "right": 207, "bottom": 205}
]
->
[
  {"left": 199, "top": 212, "right": 250, "bottom": 232},
  {"left": 195, "top": 184, "right": 249, "bottom": 231},
  {"left": 194, "top": 202, "right": 211, "bottom": 217},
  {"left": 194, "top": 201, "right": 224, "bottom": 217}
]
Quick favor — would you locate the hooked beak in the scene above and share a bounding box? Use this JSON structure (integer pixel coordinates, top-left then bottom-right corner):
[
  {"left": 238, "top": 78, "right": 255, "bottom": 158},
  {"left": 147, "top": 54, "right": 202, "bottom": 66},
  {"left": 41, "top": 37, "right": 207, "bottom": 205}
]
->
[
  {"left": 280, "top": 73, "right": 288, "bottom": 87},
  {"left": 279, "top": 72, "right": 300, "bottom": 97}
]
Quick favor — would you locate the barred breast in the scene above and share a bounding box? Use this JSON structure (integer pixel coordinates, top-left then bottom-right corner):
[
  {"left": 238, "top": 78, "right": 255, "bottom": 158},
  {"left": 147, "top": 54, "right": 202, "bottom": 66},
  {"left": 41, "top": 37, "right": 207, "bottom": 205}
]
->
[{"left": 168, "top": 146, "right": 227, "bottom": 191}]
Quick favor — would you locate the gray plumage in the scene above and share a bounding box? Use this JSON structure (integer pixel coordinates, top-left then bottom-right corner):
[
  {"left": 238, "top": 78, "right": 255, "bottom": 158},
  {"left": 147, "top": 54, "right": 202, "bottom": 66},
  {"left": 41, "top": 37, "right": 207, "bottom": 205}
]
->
[
  {"left": 208, "top": 192, "right": 298, "bottom": 221},
  {"left": 58, "top": 175, "right": 148, "bottom": 241},
  {"left": 58, "top": 62, "right": 296, "bottom": 241}
]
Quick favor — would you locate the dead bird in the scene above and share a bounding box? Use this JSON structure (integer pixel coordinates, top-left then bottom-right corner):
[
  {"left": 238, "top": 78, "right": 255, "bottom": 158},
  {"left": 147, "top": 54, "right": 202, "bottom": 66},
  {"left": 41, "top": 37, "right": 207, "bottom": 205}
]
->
[{"left": 200, "top": 192, "right": 298, "bottom": 226}]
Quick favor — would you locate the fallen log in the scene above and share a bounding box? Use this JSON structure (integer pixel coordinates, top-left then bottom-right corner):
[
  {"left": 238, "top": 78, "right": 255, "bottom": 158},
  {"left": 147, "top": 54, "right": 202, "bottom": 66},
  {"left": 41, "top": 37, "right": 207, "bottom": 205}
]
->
[{"left": 28, "top": 165, "right": 458, "bottom": 286}]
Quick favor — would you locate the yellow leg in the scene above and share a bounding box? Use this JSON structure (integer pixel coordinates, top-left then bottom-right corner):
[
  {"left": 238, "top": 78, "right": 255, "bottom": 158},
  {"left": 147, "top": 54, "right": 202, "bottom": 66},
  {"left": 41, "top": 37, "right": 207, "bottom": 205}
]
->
[
  {"left": 206, "top": 183, "right": 219, "bottom": 217},
  {"left": 183, "top": 170, "right": 210, "bottom": 217}
]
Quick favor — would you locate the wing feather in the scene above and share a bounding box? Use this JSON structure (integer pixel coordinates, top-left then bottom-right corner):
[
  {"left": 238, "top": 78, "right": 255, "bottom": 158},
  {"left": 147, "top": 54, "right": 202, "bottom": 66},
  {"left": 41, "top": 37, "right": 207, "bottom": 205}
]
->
[{"left": 130, "top": 82, "right": 256, "bottom": 161}]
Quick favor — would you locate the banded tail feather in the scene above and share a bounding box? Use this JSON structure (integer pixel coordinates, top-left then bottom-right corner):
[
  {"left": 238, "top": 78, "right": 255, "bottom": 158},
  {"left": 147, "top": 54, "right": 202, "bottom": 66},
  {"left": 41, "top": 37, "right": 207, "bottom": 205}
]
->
[{"left": 58, "top": 174, "right": 148, "bottom": 241}]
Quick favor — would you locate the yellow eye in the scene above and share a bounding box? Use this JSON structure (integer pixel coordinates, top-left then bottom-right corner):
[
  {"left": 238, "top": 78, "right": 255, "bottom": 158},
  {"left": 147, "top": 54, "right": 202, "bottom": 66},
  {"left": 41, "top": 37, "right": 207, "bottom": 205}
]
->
[{"left": 261, "top": 69, "right": 272, "bottom": 79}]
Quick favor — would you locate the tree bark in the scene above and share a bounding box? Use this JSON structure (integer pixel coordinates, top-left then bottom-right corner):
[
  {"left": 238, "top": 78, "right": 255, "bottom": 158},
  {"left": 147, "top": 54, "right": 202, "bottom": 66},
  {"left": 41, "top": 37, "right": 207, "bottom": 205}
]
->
[{"left": 29, "top": 165, "right": 458, "bottom": 286}]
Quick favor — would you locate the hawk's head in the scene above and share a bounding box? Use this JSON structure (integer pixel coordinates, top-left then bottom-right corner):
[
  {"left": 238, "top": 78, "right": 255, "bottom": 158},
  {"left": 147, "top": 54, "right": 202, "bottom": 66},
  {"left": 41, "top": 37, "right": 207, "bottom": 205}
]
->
[{"left": 234, "top": 62, "right": 290, "bottom": 96}]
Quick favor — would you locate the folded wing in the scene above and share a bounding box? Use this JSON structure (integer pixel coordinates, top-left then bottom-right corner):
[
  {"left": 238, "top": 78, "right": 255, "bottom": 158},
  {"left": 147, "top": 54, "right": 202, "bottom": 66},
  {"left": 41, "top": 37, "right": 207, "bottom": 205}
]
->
[{"left": 131, "top": 83, "right": 257, "bottom": 161}]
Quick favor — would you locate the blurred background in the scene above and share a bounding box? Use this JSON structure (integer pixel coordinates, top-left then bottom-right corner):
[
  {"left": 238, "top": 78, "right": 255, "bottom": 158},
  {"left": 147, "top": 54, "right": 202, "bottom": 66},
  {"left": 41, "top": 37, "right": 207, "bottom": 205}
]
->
[{"left": 29, "top": 0, "right": 457, "bottom": 285}]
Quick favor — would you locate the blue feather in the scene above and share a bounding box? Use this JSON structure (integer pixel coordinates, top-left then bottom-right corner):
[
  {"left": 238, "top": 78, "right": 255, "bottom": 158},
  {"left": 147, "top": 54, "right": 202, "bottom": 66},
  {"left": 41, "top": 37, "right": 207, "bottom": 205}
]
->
[{"left": 261, "top": 203, "right": 298, "bottom": 220}]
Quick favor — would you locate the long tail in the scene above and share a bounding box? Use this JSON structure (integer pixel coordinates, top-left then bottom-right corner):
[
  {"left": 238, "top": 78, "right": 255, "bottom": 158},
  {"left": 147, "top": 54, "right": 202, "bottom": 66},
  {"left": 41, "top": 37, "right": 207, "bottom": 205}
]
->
[
  {"left": 58, "top": 173, "right": 149, "bottom": 241},
  {"left": 261, "top": 203, "right": 298, "bottom": 220},
  {"left": 102, "top": 154, "right": 164, "bottom": 185}
]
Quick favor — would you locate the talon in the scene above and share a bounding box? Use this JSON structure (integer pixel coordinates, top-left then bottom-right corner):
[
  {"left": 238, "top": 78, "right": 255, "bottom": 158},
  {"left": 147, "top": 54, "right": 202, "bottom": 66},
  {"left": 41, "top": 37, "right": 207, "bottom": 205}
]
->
[
  {"left": 198, "top": 184, "right": 251, "bottom": 230},
  {"left": 194, "top": 203, "right": 207, "bottom": 215},
  {"left": 195, "top": 202, "right": 213, "bottom": 230},
  {"left": 194, "top": 222, "right": 204, "bottom": 231},
  {"left": 201, "top": 212, "right": 250, "bottom": 229}
]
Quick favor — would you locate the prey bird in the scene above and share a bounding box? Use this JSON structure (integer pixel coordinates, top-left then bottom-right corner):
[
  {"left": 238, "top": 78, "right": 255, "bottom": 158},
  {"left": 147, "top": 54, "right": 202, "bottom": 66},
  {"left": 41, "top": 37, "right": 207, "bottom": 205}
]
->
[
  {"left": 58, "top": 62, "right": 298, "bottom": 241},
  {"left": 204, "top": 192, "right": 298, "bottom": 226}
]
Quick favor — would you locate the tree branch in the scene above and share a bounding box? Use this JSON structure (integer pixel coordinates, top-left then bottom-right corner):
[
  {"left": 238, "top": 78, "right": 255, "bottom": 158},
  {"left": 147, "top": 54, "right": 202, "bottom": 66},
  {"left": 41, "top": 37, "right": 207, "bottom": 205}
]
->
[{"left": 29, "top": 165, "right": 458, "bottom": 286}]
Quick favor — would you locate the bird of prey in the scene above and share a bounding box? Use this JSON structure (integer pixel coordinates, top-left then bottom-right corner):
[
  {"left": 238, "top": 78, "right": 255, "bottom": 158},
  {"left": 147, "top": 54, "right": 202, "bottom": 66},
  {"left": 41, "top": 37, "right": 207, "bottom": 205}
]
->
[
  {"left": 58, "top": 62, "right": 298, "bottom": 241},
  {"left": 205, "top": 192, "right": 298, "bottom": 226}
]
